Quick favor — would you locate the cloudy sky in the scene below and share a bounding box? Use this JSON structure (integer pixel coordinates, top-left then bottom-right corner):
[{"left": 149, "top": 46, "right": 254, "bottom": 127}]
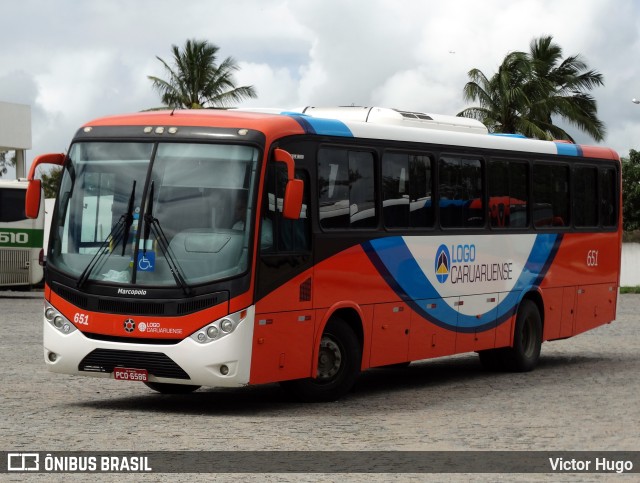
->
[{"left": 1, "top": 0, "right": 639, "bottom": 177}]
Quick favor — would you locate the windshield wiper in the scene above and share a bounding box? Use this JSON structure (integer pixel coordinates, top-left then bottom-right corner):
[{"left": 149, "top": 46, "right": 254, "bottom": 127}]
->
[
  {"left": 121, "top": 179, "right": 137, "bottom": 256},
  {"left": 77, "top": 180, "right": 136, "bottom": 289},
  {"left": 143, "top": 181, "right": 192, "bottom": 296}
]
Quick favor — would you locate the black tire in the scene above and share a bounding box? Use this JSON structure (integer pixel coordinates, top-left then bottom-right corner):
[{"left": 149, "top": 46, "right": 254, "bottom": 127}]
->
[
  {"left": 144, "top": 382, "right": 201, "bottom": 394},
  {"left": 501, "top": 299, "right": 542, "bottom": 372},
  {"left": 281, "top": 318, "right": 361, "bottom": 402},
  {"left": 477, "top": 348, "right": 506, "bottom": 371}
]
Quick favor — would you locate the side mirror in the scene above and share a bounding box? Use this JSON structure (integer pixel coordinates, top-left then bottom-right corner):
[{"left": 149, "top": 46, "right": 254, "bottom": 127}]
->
[
  {"left": 25, "top": 179, "right": 42, "bottom": 219},
  {"left": 274, "top": 148, "right": 303, "bottom": 220},
  {"left": 25, "top": 153, "right": 65, "bottom": 219},
  {"left": 283, "top": 179, "right": 304, "bottom": 220}
]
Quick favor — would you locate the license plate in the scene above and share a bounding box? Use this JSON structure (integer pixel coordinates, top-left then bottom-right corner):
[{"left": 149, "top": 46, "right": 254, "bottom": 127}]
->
[{"left": 114, "top": 367, "right": 148, "bottom": 382}]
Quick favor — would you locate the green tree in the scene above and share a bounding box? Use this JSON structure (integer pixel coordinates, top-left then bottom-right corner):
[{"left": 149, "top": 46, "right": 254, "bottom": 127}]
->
[
  {"left": 622, "top": 149, "right": 640, "bottom": 232},
  {"left": 458, "top": 35, "right": 605, "bottom": 142},
  {"left": 0, "top": 151, "right": 16, "bottom": 177},
  {"left": 40, "top": 166, "right": 63, "bottom": 199},
  {"left": 148, "top": 39, "right": 257, "bottom": 109}
]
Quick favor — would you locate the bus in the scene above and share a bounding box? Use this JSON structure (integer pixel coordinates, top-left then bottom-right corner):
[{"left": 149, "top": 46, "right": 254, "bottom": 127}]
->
[
  {"left": 25, "top": 106, "right": 621, "bottom": 401},
  {"left": 0, "top": 179, "right": 44, "bottom": 287}
]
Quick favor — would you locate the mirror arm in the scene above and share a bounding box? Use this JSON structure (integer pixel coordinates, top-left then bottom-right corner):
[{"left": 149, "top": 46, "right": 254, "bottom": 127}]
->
[{"left": 273, "top": 148, "right": 295, "bottom": 181}]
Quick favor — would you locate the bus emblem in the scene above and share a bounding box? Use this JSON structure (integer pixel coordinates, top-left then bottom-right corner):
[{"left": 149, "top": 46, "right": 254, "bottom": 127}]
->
[
  {"left": 435, "top": 244, "right": 450, "bottom": 283},
  {"left": 124, "top": 319, "right": 135, "bottom": 333}
]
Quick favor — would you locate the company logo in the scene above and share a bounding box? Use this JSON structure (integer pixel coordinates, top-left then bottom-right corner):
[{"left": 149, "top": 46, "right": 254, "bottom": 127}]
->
[
  {"left": 435, "top": 244, "right": 450, "bottom": 283},
  {"left": 7, "top": 453, "right": 39, "bottom": 471},
  {"left": 117, "top": 288, "right": 147, "bottom": 296},
  {"left": 138, "top": 322, "right": 147, "bottom": 332},
  {"left": 124, "top": 319, "right": 135, "bottom": 333}
]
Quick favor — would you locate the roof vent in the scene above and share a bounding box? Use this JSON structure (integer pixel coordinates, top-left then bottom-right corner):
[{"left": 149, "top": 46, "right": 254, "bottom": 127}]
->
[
  {"left": 300, "top": 106, "right": 488, "bottom": 134},
  {"left": 395, "top": 110, "right": 433, "bottom": 121}
]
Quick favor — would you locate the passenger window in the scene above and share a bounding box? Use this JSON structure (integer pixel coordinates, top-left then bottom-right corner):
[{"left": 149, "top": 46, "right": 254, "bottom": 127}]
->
[
  {"left": 574, "top": 166, "right": 598, "bottom": 227},
  {"left": 601, "top": 166, "right": 618, "bottom": 227},
  {"left": 438, "top": 156, "right": 484, "bottom": 228},
  {"left": 318, "top": 148, "right": 376, "bottom": 229},
  {"left": 533, "top": 163, "right": 569, "bottom": 227},
  {"left": 488, "top": 160, "right": 529, "bottom": 228},
  {"left": 382, "top": 152, "right": 434, "bottom": 229}
]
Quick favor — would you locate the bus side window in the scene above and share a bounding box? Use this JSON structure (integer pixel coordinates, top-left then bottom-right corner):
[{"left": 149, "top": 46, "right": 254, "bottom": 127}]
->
[
  {"left": 382, "top": 152, "right": 434, "bottom": 229},
  {"left": 261, "top": 164, "right": 310, "bottom": 253},
  {"left": 574, "top": 166, "right": 598, "bottom": 227},
  {"left": 318, "top": 147, "right": 377, "bottom": 229},
  {"left": 601, "top": 166, "right": 618, "bottom": 227},
  {"left": 488, "top": 159, "right": 529, "bottom": 228},
  {"left": 533, "top": 163, "right": 569, "bottom": 228},
  {"left": 439, "top": 156, "right": 484, "bottom": 228}
]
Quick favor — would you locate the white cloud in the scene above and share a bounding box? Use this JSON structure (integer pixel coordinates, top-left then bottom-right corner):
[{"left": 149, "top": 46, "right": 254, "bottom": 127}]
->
[
  {"left": 235, "top": 62, "right": 298, "bottom": 107},
  {"left": 0, "top": 0, "right": 638, "bottom": 172}
]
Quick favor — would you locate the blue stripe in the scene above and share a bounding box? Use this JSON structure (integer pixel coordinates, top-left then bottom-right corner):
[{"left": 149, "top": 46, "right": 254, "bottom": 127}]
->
[
  {"left": 554, "top": 142, "right": 582, "bottom": 156},
  {"left": 285, "top": 114, "right": 353, "bottom": 137},
  {"left": 490, "top": 133, "right": 527, "bottom": 139}
]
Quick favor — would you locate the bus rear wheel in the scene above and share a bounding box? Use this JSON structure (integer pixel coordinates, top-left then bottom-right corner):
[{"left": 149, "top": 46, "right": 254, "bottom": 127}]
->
[
  {"left": 478, "top": 299, "right": 542, "bottom": 372},
  {"left": 144, "top": 382, "right": 201, "bottom": 394},
  {"left": 281, "top": 318, "right": 361, "bottom": 402}
]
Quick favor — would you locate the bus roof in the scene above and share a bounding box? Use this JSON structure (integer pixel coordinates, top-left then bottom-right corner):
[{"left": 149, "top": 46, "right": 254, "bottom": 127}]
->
[
  {"left": 81, "top": 107, "right": 619, "bottom": 161},
  {"left": 0, "top": 179, "right": 28, "bottom": 188}
]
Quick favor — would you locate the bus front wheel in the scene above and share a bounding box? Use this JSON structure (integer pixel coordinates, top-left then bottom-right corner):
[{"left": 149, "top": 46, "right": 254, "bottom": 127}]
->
[{"left": 281, "top": 318, "right": 361, "bottom": 402}]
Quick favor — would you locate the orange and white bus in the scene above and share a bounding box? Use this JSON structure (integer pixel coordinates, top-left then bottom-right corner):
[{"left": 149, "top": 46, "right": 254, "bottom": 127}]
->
[{"left": 26, "top": 106, "right": 621, "bottom": 401}]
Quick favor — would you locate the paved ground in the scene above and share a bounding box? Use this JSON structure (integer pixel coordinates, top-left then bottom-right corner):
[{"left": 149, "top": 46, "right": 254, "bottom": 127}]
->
[{"left": 0, "top": 290, "right": 638, "bottom": 481}]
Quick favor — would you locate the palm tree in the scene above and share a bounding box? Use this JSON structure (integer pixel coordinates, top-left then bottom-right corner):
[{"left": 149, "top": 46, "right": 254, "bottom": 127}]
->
[
  {"left": 148, "top": 39, "right": 257, "bottom": 109},
  {"left": 458, "top": 35, "right": 605, "bottom": 142},
  {"left": 458, "top": 51, "right": 532, "bottom": 136}
]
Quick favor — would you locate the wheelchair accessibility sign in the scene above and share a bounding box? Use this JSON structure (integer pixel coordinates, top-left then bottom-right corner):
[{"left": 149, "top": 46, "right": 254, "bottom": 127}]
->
[{"left": 137, "top": 251, "right": 155, "bottom": 272}]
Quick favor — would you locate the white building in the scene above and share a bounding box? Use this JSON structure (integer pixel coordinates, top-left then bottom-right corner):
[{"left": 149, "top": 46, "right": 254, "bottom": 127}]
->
[{"left": 0, "top": 100, "right": 31, "bottom": 178}]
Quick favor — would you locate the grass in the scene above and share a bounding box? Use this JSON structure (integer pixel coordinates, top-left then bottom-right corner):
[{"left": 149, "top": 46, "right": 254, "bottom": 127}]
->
[
  {"left": 620, "top": 286, "right": 640, "bottom": 294},
  {"left": 623, "top": 230, "right": 640, "bottom": 243}
]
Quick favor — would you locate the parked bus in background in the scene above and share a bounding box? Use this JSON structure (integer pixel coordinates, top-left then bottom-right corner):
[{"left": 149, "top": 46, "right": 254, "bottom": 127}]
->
[
  {"left": 25, "top": 106, "right": 621, "bottom": 401},
  {"left": 0, "top": 179, "right": 44, "bottom": 287}
]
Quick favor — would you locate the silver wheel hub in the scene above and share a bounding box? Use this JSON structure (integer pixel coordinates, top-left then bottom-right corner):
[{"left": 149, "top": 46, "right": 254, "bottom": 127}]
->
[{"left": 317, "top": 336, "right": 342, "bottom": 380}]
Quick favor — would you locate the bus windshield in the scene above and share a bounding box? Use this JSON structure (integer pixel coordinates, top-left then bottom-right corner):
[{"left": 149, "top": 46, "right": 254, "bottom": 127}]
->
[
  {"left": 48, "top": 141, "right": 260, "bottom": 287},
  {"left": 0, "top": 187, "right": 27, "bottom": 222}
]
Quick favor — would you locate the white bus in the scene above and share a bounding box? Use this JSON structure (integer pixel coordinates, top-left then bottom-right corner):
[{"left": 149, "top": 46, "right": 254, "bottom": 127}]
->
[{"left": 0, "top": 179, "right": 44, "bottom": 287}]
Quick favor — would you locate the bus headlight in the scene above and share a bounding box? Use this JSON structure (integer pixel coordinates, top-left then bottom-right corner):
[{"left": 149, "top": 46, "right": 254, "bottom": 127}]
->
[
  {"left": 191, "top": 310, "right": 245, "bottom": 344},
  {"left": 220, "top": 319, "right": 234, "bottom": 333},
  {"left": 44, "top": 303, "right": 77, "bottom": 334},
  {"left": 206, "top": 326, "right": 219, "bottom": 339}
]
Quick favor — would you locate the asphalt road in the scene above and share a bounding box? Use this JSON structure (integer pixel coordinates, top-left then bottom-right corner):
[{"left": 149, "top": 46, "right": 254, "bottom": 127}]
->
[{"left": 1, "top": 290, "right": 638, "bottom": 481}]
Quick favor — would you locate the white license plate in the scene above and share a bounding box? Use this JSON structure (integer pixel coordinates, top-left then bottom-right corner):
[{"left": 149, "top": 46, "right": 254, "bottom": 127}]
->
[{"left": 113, "top": 367, "right": 148, "bottom": 382}]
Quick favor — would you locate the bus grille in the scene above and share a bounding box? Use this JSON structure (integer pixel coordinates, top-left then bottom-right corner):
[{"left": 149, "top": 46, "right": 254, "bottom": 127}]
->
[
  {"left": 51, "top": 282, "right": 227, "bottom": 316},
  {"left": 79, "top": 349, "right": 190, "bottom": 379},
  {"left": 0, "top": 249, "right": 30, "bottom": 285},
  {"left": 97, "top": 298, "right": 165, "bottom": 315}
]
